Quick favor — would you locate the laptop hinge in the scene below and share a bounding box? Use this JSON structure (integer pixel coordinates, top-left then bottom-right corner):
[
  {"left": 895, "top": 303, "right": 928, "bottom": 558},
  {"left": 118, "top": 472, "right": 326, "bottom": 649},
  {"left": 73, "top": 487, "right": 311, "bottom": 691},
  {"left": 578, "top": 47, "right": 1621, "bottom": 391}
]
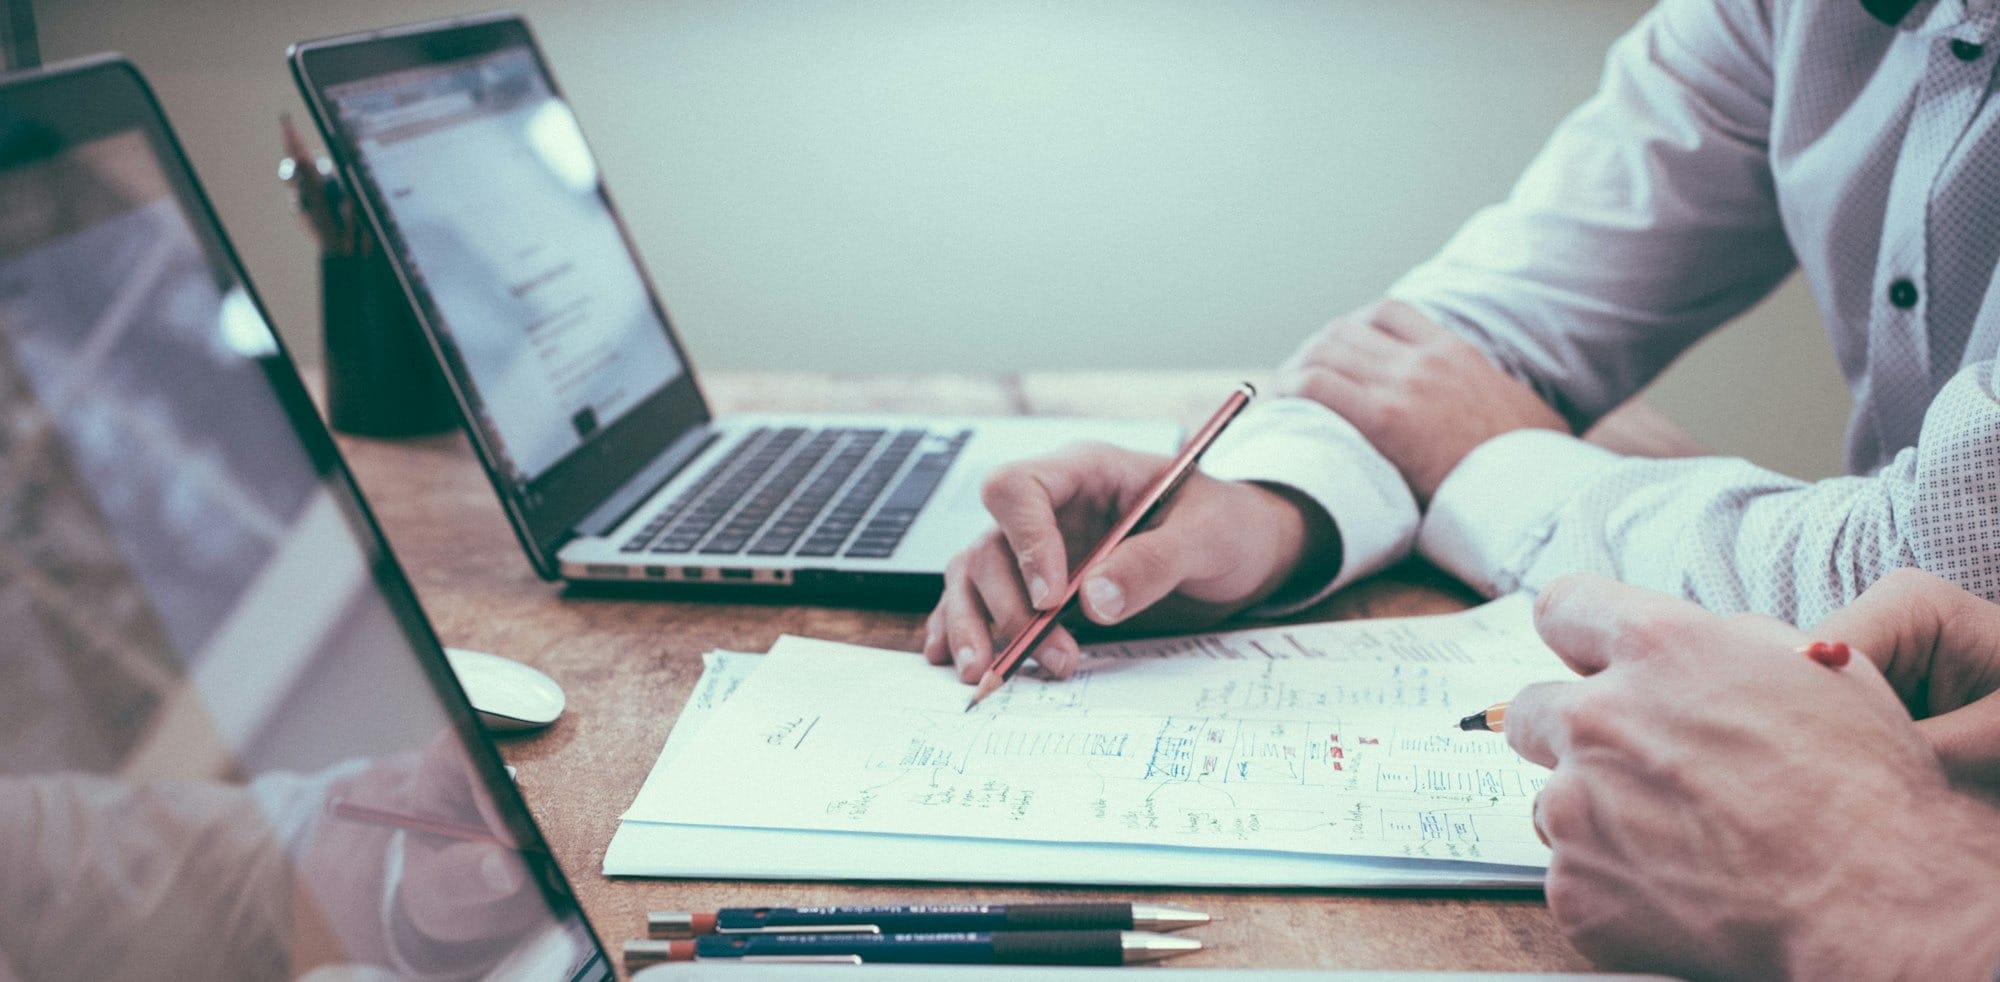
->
[{"left": 573, "top": 425, "right": 719, "bottom": 539}]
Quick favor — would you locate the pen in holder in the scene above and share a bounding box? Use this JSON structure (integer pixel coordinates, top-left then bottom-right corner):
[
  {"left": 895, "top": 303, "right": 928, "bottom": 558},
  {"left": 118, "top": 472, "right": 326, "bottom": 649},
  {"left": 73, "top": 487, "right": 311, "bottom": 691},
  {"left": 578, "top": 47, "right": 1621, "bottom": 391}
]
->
[
  {"left": 284, "top": 112, "right": 456, "bottom": 438},
  {"left": 321, "top": 232, "right": 457, "bottom": 438}
]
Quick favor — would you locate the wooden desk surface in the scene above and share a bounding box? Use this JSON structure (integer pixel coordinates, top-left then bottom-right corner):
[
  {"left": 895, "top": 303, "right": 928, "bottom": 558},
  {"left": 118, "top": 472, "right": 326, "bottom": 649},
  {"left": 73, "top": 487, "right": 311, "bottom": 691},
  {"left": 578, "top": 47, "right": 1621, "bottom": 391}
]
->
[{"left": 334, "top": 371, "right": 1698, "bottom": 975}]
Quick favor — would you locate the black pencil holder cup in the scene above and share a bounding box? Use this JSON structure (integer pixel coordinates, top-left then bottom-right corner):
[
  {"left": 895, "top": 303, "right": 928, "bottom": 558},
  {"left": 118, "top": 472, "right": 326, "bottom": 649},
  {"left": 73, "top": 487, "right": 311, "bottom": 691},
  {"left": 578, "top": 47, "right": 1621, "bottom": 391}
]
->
[{"left": 321, "top": 247, "right": 457, "bottom": 438}]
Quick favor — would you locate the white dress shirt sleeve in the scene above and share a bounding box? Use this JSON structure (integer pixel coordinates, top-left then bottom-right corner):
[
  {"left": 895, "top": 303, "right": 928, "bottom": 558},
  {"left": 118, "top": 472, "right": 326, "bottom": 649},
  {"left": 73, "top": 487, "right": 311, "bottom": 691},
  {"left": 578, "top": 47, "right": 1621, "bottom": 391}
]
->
[
  {"left": 1201, "top": 0, "right": 1804, "bottom": 614},
  {"left": 1390, "top": 0, "right": 1798, "bottom": 430},
  {"left": 1199, "top": 396, "right": 1419, "bottom": 614},
  {"left": 1421, "top": 361, "right": 2000, "bottom": 626}
]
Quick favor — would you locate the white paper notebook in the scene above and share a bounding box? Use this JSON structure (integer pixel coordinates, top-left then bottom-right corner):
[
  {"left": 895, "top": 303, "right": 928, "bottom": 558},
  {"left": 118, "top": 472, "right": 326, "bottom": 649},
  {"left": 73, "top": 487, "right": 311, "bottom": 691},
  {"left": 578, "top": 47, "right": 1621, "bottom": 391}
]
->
[{"left": 607, "top": 595, "right": 1566, "bottom": 886}]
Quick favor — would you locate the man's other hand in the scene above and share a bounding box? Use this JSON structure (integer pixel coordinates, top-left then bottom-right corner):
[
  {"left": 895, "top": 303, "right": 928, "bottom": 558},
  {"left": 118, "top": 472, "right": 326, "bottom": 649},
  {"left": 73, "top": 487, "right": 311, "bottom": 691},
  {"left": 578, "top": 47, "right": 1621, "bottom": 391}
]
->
[
  {"left": 1813, "top": 567, "right": 2000, "bottom": 797},
  {"left": 1278, "top": 299, "right": 1566, "bottom": 504}
]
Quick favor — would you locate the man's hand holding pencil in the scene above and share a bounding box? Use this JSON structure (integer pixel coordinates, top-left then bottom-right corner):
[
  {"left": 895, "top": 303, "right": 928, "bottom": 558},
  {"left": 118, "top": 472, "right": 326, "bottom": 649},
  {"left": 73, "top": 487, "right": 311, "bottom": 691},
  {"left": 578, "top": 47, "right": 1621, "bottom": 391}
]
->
[{"left": 926, "top": 384, "right": 1338, "bottom": 694}]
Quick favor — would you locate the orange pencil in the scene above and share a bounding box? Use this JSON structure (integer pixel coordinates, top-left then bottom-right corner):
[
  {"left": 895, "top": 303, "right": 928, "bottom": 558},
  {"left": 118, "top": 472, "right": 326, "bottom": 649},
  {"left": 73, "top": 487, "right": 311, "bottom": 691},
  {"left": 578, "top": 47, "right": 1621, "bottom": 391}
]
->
[
  {"left": 1457, "top": 702, "right": 1508, "bottom": 733},
  {"left": 965, "top": 383, "right": 1257, "bottom": 712}
]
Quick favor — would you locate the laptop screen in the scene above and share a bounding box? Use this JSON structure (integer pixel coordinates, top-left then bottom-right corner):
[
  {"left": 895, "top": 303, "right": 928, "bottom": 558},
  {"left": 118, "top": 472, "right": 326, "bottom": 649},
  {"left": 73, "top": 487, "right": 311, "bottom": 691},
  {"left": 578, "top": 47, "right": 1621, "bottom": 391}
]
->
[
  {"left": 324, "top": 45, "right": 686, "bottom": 489},
  {"left": 0, "top": 60, "right": 609, "bottom": 981},
  {"left": 296, "top": 18, "right": 717, "bottom": 573}
]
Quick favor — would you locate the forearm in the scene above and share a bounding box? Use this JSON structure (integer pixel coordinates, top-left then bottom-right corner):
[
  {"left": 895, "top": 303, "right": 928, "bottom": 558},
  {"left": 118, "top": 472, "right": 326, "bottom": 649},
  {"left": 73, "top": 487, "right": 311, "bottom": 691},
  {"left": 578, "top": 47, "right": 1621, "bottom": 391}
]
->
[
  {"left": 1420, "top": 363, "right": 2000, "bottom": 625},
  {"left": 1391, "top": 0, "right": 1793, "bottom": 428}
]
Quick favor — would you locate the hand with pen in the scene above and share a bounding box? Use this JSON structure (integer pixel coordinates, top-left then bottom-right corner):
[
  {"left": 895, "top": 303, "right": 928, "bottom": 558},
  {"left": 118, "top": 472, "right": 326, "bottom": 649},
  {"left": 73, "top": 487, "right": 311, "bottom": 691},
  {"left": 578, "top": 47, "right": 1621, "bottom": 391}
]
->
[
  {"left": 923, "top": 438, "right": 1338, "bottom": 685},
  {"left": 299, "top": 735, "right": 546, "bottom": 973},
  {"left": 1501, "top": 572, "right": 2000, "bottom": 981},
  {"left": 0, "top": 739, "right": 548, "bottom": 980}
]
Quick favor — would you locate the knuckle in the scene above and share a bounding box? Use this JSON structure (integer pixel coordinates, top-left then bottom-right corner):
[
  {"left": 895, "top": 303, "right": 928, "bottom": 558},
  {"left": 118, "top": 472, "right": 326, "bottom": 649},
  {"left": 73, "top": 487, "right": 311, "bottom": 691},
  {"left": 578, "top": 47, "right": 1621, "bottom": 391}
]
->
[
  {"left": 1533, "top": 578, "right": 1575, "bottom": 624},
  {"left": 1535, "top": 778, "right": 1590, "bottom": 845},
  {"left": 1424, "top": 346, "right": 1472, "bottom": 384},
  {"left": 1412, "top": 343, "right": 1461, "bottom": 378},
  {"left": 1554, "top": 691, "right": 1619, "bottom": 749},
  {"left": 946, "top": 613, "right": 989, "bottom": 652},
  {"left": 1358, "top": 298, "right": 1400, "bottom": 324},
  {"left": 1117, "top": 537, "right": 1178, "bottom": 578},
  {"left": 989, "top": 611, "right": 1026, "bottom": 643},
  {"left": 979, "top": 467, "right": 1033, "bottom": 509},
  {"left": 944, "top": 549, "right": 976, "bottom": 580},
  {"left": 1363, "top": 392, "right": 1411, "bottom": 431},
  {"left": 1607, "top": 609, "right": 1681, "bottom": 660},
  {"left": 1062, "top": 439, "right": 1122, "bottom": 467},
  {"left": 1011, "top": 543, "right": 1043, "bottom": 573},
  {"left": 1290, "top": 368, "right": 1344, "bottom": 408}
]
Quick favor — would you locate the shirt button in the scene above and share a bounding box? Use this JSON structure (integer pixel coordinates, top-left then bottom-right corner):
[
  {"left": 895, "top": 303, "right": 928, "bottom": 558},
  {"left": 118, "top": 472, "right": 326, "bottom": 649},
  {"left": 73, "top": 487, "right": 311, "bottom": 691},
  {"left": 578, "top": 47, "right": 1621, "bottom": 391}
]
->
[
  {"left": 1888, "top": 278, "right": 1919, "bottom": 309},
  {"left": 1951, "top": 38, "right": 1985, "bottom": 61}
]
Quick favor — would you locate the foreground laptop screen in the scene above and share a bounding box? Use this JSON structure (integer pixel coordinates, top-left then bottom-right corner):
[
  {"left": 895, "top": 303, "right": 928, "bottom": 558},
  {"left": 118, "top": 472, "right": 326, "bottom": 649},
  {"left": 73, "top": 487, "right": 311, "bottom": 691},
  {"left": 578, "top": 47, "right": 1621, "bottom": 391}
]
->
[
  {"left": 323, "top": 43, "right": 686, "bottom": 492},
  {"left": 0, "top": 62, "right": 606, "bottom": 981}
]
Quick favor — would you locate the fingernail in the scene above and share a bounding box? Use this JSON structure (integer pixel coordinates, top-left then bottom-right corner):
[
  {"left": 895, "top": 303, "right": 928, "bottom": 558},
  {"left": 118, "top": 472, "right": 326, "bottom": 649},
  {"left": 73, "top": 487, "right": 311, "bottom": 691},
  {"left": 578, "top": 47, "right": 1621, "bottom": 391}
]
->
[
  {"left": 1028, "top": 574, "right": 1051, "bottom": 608},
  {"left": 924, "top": 625, "right": 939, "bottom": 651},
  {"left": 480, "top": 848, "right": 519, "bottom": 892},
  {"left": 1083, "top": 577, "right": 1124, "bottom": 621},
  {"left": 955, "top": 646, "right": 977, "bottom": 670},
  {"left": 1048, "top": 646, "right": 1076, "bottom": 676}
]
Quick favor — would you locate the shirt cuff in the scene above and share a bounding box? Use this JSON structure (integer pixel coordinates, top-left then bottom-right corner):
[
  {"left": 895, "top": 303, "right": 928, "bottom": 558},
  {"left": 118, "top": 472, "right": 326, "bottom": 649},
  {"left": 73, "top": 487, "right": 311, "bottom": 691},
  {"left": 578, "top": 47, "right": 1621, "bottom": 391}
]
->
[
  {"left": 1418, "top": 429, "right": 1619, "bottom": 596},
  {"left": 1198, "top": 396, "right": 1420, "bottom": 614}
]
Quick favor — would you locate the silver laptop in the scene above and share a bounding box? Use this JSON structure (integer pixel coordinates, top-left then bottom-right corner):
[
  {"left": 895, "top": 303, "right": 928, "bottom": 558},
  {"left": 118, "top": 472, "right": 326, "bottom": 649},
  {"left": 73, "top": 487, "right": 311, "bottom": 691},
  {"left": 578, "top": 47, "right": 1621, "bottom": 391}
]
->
[
  {"left": 0, "top": 55, "right": 612, "bottom": 979},
  {"left": 289, "top": 14, "right": 1176, "bottom": 602}
]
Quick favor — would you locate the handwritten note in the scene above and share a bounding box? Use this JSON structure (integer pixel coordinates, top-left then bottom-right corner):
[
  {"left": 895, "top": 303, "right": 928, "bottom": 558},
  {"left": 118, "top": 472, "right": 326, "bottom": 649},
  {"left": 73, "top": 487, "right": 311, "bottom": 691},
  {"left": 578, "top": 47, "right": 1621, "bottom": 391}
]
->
[{"left": 625, "top": 595, "right": 1565, "bottom": 868}]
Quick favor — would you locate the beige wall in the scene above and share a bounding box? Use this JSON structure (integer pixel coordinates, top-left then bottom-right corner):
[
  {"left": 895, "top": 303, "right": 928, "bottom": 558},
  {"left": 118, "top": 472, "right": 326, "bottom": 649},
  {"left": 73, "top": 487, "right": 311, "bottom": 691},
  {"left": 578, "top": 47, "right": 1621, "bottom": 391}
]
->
[{"left": 42, "top": 0, "right": 1851, "bottom": 478}]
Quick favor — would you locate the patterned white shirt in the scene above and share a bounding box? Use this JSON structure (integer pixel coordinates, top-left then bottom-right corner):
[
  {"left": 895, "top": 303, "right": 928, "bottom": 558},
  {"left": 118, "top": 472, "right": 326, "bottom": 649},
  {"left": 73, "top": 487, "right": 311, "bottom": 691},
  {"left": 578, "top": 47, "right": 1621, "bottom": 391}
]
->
[{"left": 1203, "top": 0, "right": 2000, "bottom": 626}]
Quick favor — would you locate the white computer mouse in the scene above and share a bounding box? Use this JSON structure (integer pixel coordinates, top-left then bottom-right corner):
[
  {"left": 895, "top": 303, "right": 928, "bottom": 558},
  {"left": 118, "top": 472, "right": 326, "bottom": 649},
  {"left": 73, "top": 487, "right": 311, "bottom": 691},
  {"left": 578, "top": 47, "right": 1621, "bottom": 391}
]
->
[{"left": 443, "top": 647, "right": 566, "bottom": 733}]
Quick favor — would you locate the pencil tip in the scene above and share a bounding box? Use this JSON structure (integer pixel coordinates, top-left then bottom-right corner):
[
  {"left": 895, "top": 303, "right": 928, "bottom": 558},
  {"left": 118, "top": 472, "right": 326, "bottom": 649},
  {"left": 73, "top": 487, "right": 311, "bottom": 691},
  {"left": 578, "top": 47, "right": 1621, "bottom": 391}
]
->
[{"left": 964, "top": 672, "right": 1003, "bottom": 713}]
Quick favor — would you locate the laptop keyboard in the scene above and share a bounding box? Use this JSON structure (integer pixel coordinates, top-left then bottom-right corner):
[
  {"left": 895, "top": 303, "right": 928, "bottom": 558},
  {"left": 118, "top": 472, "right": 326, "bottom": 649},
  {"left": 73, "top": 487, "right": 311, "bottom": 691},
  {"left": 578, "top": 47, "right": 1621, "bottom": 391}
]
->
[{"left": 618, "top": 425, "right": 971, "bottom": 561}]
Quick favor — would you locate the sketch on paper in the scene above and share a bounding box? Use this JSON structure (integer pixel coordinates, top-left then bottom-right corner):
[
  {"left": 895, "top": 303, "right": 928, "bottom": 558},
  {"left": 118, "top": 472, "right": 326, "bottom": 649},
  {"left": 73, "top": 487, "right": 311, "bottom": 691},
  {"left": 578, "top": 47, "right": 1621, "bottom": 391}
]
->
[{"left": 629, "top": 596, "right": 1566, "bottom": 867}]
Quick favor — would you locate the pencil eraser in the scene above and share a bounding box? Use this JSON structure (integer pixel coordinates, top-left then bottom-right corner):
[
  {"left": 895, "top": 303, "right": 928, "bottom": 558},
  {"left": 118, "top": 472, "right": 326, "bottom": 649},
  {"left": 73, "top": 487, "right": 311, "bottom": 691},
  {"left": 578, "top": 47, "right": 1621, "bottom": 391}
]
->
[
  {"left": 648, "top": 911, "right": 711, "bottom": 937},
  {"left": 623, "top": 940, "right": 694, "bottom": 968}
]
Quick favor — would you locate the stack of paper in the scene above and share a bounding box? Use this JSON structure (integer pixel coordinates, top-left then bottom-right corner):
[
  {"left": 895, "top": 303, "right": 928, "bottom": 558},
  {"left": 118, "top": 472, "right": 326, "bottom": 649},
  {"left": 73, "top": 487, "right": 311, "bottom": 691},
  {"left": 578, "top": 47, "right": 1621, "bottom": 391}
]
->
[{"left": 606, "top": 595, "right": 1568, "bottom": 888}]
